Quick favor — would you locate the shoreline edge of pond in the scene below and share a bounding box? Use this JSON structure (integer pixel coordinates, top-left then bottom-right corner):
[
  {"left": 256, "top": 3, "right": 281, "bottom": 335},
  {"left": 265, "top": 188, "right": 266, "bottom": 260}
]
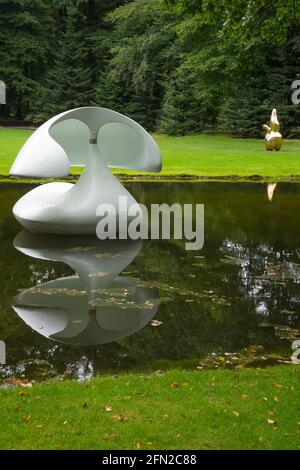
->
[{"left": 2, "top": 174, "right": 300, "bottom": 184}]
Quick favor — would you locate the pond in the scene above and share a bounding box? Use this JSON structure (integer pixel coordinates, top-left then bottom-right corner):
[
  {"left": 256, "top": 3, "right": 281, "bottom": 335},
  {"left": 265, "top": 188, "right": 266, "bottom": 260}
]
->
[{"left": 0, "top": 182, "right": 300, "bottom": 382}]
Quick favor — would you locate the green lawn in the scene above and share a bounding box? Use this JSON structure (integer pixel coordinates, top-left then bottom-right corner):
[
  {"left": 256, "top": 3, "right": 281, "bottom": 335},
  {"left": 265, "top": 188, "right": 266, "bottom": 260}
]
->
[
  {"left": 1, "top": 127, "right": 300, "bottom": 180},
  {"left": 1, "top": 367, "right": 299, "bottom": 450}
]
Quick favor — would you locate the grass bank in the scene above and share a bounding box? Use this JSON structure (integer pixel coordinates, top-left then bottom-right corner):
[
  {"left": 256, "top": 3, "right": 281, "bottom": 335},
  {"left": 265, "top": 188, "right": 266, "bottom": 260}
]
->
[
  {"left": 1, "top": 128, "right": 300, "bottom": 181},
  {"left": 0, "top": 366, "right": 299, "bottom": 450}
]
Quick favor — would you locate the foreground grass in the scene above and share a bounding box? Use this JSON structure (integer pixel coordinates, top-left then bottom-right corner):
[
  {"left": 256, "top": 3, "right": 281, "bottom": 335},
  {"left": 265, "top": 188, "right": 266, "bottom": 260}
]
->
[
  {"left": 0, "top": 367, "right": 299, "bottom": 450},
  {"left": 1, "top": 128, "right": 300, "bottom": 180}
]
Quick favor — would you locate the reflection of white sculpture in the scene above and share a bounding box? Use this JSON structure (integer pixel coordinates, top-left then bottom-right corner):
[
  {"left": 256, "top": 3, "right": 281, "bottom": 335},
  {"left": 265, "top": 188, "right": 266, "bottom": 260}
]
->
[
  {"left": 10, "top": 107, "right": 161, "bottom": 234},
  {"left": 12, "top": 231, "right": 159, "bottom": 346}
]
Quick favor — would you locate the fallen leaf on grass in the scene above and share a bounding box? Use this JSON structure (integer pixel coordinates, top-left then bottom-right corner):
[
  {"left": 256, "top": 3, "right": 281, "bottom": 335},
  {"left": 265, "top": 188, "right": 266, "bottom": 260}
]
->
[
  {"left": 22, "top": 415, "right": 31, "bottom": 423},
  {"left": 267, "top": 419, "right": 276, "bottom": 425},
  {"left": 112, "top": 415, "right": 127, "bottom": 423},
  {"left": 8, "top": 378, "right": 23, "bottom": 386},
  {"left": 106, "top": 433, "right": 120, "bottom": 442},
  {"left": 136, "top": 442, "right": 141, "bottom": 449},
  {"left": 9, "top": 379, "right": 32, "bottom": 387},
  {"left": 171, "top": 382, "right": 179, "bottom": 388},
  {"left": 18, "top": 390, "right": 29, "bottom": 396},
  {"left": 21, "top": 382, "right": 33, "bottom": 388},
  {"left": 104, "top": 406, "right": 112, "bottom": 412},
  {"left": 232, "top": 411, "right": 240, "bottom": 418}
]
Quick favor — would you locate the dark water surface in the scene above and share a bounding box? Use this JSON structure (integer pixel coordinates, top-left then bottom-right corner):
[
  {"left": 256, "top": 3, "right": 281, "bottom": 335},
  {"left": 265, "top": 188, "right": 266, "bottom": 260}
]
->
[{"left": 0, "top": 182, "right": 300, "bottom": 381}]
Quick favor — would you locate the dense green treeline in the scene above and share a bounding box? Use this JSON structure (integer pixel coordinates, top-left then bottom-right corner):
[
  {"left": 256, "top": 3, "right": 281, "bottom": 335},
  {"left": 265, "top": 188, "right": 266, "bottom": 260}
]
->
[{"left": 0, "top": 0, "right": 300, "bottom": 136}]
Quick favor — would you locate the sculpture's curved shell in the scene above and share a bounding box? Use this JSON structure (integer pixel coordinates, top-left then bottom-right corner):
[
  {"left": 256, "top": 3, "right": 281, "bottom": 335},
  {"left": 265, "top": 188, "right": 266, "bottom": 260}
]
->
[
  {"left": 10, "top": 107, "right": 162, "bottom": 177},
  {"left": 10, "top": 120, "right": 70, "bottom": 177}
]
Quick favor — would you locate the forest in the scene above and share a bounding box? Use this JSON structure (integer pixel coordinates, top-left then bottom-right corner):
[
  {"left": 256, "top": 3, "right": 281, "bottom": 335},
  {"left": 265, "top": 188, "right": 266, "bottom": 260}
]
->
[{"left": 0, "top": 0, "right": 300, "bottom": 137}]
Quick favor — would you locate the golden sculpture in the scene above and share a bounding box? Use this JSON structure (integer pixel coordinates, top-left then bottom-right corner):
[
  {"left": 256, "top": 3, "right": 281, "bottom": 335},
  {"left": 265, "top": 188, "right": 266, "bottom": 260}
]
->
[{"left": 263, "top": 109, "right": 283, "bottom": 151}]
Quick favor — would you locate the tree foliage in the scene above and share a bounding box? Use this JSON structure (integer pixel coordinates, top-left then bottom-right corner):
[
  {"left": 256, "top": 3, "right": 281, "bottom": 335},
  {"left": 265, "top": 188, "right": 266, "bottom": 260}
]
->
[{"left": 0, "top": 0, "right": 300, "bottom": 135}]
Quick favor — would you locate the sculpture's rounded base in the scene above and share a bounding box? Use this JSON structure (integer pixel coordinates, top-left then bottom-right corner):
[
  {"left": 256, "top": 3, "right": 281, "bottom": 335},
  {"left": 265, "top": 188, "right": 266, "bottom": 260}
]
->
[
  {"left": 13, "top": 180, "right": 139, "bottom": 235},
  {"left": 13, "top": 182, "right": 81, "bottom": 234}
]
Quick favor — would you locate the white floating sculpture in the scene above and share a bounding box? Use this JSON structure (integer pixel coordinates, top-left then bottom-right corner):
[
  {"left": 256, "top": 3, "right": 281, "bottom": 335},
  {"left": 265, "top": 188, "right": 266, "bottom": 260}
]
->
[
  {"left": 12, "top": 232, "right": 159, "bottom": 346},
  {"left": 10, "top": 107, "right": 162, "bottom": 235}
]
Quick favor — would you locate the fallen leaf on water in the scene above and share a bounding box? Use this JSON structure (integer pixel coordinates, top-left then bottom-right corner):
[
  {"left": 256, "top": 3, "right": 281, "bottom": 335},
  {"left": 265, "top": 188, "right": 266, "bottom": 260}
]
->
[{"left": 151, "top": 320, "right": 163, "bottom": 327}]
